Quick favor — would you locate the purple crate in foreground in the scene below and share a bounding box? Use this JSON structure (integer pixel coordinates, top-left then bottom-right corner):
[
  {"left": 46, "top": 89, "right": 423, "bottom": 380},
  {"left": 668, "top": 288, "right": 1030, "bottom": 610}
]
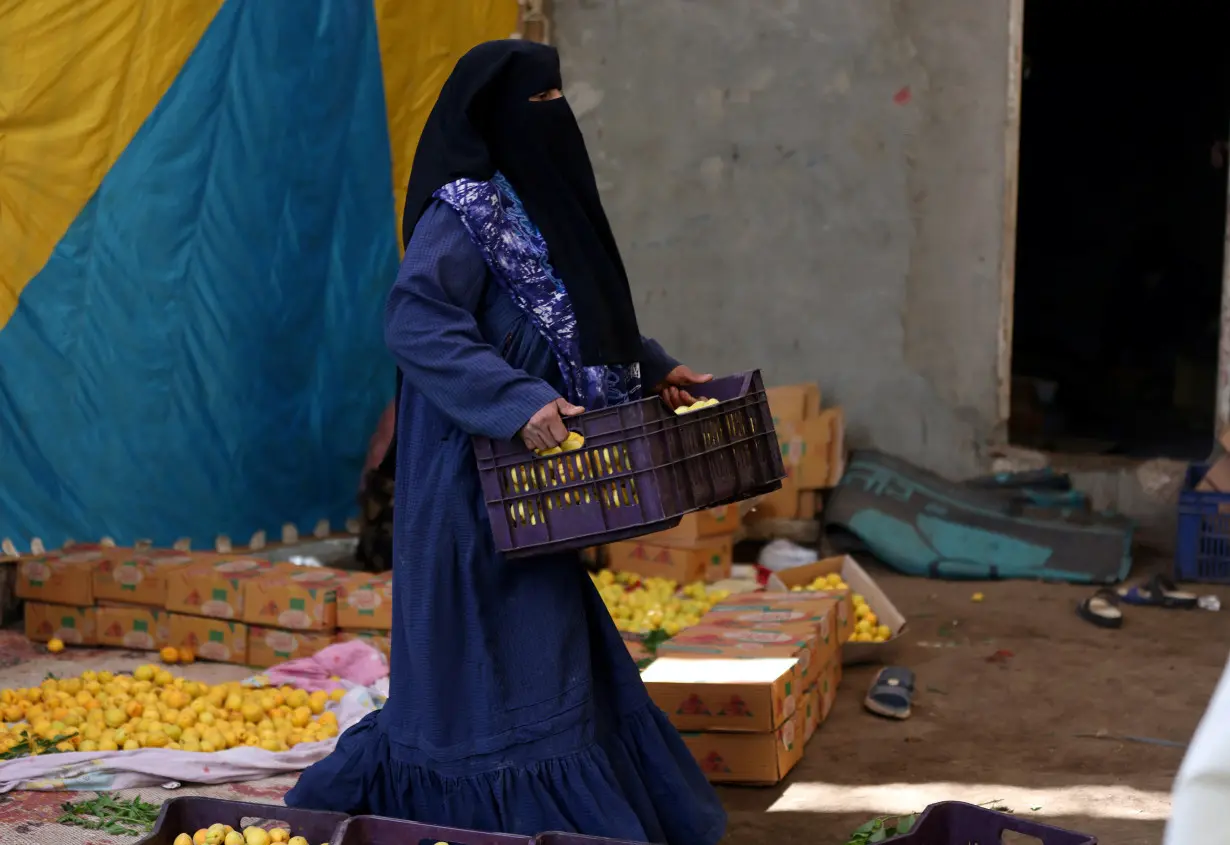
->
[
  {"left": 886, "top": 802, "right": 1097, "bottom": 844},
  {"left": 136, "top": 798, "right": 347, "bottom": 845},
  {"left": 333, "top": 815, "right": 531, "bottom": 845},
  {"left": 534, "top": 835, "right": 645, "bottom": 845},
  {"left": 473, "top": 370, "right": 784, "bottom": 558}
]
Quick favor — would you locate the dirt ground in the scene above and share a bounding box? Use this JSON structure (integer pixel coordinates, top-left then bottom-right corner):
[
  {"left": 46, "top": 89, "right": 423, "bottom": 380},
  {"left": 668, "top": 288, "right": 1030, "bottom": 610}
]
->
[{"left": 717, "top": 556, "right": 1226, "bottom": 844}]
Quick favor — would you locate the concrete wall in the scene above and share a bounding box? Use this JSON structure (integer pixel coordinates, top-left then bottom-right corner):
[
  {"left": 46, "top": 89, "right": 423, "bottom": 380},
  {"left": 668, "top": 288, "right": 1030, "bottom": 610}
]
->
[{"left": 556, "top": 0, "right": 1016, "bottom": 478}]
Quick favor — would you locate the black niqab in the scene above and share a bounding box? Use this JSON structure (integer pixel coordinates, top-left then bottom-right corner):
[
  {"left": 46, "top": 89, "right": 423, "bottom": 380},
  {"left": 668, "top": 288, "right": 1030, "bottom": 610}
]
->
[{"left": 402, "top": 39, "right": 642, "bottom": 366}]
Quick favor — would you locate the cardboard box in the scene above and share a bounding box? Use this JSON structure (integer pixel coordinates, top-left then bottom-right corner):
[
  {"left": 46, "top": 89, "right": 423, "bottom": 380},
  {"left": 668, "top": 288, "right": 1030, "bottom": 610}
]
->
[
  {"left": 803, "top": 685, "right": 820, "bottom": 743},
  {"left": 775, "top": 409, "right": 845, "bottom": 490},
  {"left": 707, "top": 589, "right": 854, "bottom": 644},
  {"left": 768, "top": 555, "right": 906, "bottom": 664},
  {"left": 336, "top": 629, "right": 391, "bottom": 659},
  {"left": 804, "top": 658, "right": 843, "bottom": 742},
  {"left": 240, "top": 565, "right": 345, "bottom": 630},
  {"left": 247, "top": 626, "right": 335, "bottom": 668},
  {"left": 641, "top": 656, "right": 801, "bottom": 732},
  {"left": 656, "top": 625, "right": 827, "bottom": 687},
  {"left": 650, "top": 505, "right": 740, "bottom": 545},
  {"left": 773, "top": 405, "right": 845, "bottom": 492},
  {"left": 798, "top": 490, "right": 818, "bottom": 518},
  {"left": 25, "top": 603, "right": 98, "bottom": 645},
  {"left": 681, "top": 709, "right": 806, "bottom": 785},
  {"left": 93, "top": 549, "right": 204, "bottom": 607},
  {"left": 607, "top": 536, "right": 733, "bottom": 584},
  {"left": 16, "top": 548, "right": 102, "bottom": 606},
  {"left": 338, "top": 571, "right": 393, "bottom": 630},
  {"left": 766, "top": 384, "right": 821, "bottom": 426},
  {"left": 96, "top": 604, "right": 171, "bottom": 650},
  {"left": 1197, "top": 460, "right": 1230, "bottom": 492},
  {"left": 818, "top": 408, "right": 846, "bottom": 487},
  {"left": 165, "top": 556, "right": 278, "bottom": 619},
  {"left": 745, "top": 468, "right": 800, "bottom": 521},
  {"left": 167, "top": 613, "right": 248, "bottom": 664},
  {"left": 704, "top": 592, "right": 848, "bottom": 647},
  {"left": 1196, "top": 429, "right": 1230, "bottom": 491}
]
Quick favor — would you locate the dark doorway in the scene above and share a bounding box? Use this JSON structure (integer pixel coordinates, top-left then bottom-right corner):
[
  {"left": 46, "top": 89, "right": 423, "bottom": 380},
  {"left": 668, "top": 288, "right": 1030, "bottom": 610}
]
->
[{"left": 1011, "top": 3, "right": 1230, "bottom": 458}]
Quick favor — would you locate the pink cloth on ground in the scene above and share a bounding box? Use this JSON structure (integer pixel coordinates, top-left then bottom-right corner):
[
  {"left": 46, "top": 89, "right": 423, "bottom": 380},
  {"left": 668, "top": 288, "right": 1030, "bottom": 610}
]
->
[{"left": 262, "top": 640, "right": 388, "bottom": 691}]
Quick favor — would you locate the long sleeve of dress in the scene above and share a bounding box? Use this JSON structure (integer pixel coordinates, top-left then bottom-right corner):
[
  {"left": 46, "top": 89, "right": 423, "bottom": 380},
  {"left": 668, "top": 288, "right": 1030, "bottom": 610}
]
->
[
  {"left": 385, "top": 202, "right": 561, "bottom": 440},
  {"left": 639, "top": 336, "right": 680, "bottom": 390}
]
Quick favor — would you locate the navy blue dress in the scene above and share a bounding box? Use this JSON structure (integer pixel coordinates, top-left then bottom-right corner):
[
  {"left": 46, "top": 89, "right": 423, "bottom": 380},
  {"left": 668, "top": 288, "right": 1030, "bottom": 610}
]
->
[{"left": 285, "top": 201, "right": 726, "bottom": 845}]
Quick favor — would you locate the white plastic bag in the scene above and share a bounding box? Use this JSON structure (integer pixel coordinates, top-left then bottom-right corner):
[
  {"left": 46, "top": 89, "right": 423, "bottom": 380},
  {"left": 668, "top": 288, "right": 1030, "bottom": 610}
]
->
[{"left": 757, "top": 539, "right": 816, "bottom": 572}]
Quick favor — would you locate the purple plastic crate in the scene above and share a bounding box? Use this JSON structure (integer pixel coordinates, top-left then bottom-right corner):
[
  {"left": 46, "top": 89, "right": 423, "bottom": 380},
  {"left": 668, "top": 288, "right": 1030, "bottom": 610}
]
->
[
  {"left": 473, "top": 370, "right": 784, "bottom": 558},
  {"left": 886, "top": 802, "right": 1097, "bottom": 844},
  {"left": 332, "top": 815, "right": 531, "bottom": 845},
  {"left": 534, "top": 835, "right": 646, "bottom": 845},
  {"left": 136, "top": 798, "right": 347, "bottom": 845}
]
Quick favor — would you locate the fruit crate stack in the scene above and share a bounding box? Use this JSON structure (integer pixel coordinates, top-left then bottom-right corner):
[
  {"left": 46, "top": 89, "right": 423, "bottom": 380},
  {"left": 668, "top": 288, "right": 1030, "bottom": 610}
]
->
[
  {"left": 16, "top": 544, "right": 373, "bottom": 667},
  {"left": 605, "top": 504, "right": 740, "bottom": 586},
  {"left": 18, "top": 544, "right": 108, "bottom": 648},
  {"left": 744, "top": 382, "right": 845, "bottom": 539},
  {"left": 18, "top": 545, "right": 197, "bottom": 652},
  {"left": 639, "top": 589, "right": 849, "bottom": 785},
  {"left": 164, "top": 557, "right": 347, "bottom": 667},
  {"left": 333, "top": 571, "right": 394, "bottom": 657}
]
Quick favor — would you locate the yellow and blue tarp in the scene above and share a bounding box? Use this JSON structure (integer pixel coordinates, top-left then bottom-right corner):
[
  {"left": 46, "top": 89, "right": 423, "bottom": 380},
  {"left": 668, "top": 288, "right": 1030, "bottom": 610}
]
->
[{"left": 0, "top": 0, "right": 519, "bottom": 549}]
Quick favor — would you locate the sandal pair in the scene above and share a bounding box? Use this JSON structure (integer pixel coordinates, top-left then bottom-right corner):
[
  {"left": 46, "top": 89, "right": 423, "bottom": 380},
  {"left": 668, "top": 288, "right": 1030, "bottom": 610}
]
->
[
  {"left": 1118, "top": 574, "right": 1198, "bottom": 609},
  {"left": 1077, "top": 574, "right": 1198, "bottom": 629}
]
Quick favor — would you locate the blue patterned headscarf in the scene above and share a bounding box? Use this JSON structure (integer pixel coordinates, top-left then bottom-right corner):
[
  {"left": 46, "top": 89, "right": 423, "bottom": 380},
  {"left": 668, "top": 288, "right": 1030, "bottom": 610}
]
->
[{"left": 436, "top": 175, "right": 642, "bottom": 411}]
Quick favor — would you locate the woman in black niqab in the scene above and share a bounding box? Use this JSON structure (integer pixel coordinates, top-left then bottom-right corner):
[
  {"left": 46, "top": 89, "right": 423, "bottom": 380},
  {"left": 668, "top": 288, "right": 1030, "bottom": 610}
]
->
[
  {"left": 293, "top": 40, "right": 724, "bottom": 845},
  {"left": 404, "top": 39, "right": 640, "bottom": 365}
]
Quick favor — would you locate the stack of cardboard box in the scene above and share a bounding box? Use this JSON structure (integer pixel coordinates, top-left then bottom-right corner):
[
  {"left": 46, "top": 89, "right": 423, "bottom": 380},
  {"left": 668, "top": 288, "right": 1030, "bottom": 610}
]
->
[
  {"left": 240, "top": 566, "right": 346, "bottom": 668},
  {"left": 748, "top": 382, "right": 845, "bottom": 523},
  {"left": 334, "top": 570, "right": 394, "bottom": 658},
  {"left": 17, "top": 543, "right": 380, "bottom": 667},
  {"left": 604, "top": 504, "right": 739, "bottom": 584},
  {"left": 162, "top": 555, "right": 277, "bottom": 664},
  {"left": 18, "top": 545, "right": 108, "bottom": 646},
  {"left": 93, "top": 548, "right": 202, "bottom": 650},
  {"left": 641, "top": 590, "right": 848, "bottom": 784}
]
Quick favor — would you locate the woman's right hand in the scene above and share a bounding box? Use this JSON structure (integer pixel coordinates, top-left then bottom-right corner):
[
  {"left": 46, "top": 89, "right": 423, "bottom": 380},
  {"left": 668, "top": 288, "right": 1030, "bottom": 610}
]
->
[{"left": 519, "top": 398, "right": 585, "bottom": 452}]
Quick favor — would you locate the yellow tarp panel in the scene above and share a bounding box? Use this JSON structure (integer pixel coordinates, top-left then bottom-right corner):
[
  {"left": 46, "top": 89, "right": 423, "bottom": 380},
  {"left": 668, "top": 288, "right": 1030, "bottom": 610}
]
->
[
  {"left": 0, "top": 0, "right": 225, "bottom": 330},
  {"left": 373, "top": 0, "right": 521, "bottom": 251}
]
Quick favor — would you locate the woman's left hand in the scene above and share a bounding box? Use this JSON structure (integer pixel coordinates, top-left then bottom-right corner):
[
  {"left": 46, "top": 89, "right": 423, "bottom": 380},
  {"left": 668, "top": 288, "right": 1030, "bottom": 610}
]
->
[{"left": 656, "top": 365, "right": 713, "bottom": 410}]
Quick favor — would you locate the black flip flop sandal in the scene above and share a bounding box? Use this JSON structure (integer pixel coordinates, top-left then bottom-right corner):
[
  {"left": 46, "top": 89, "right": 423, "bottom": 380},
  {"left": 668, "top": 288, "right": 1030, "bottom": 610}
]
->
[
  {"left": 1078, "top": 588, "right": 1123, "bottom": 629},
  {"left": 1119, "top": 574, "right": 1198, "bottom": 609},
  {"left": 864, "top": 666, "right": 914, "bottom": 720}
]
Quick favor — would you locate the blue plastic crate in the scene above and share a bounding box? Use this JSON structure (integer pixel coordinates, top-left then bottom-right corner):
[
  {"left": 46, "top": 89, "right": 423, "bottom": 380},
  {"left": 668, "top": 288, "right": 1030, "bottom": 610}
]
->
[{"left": 1175, "top": 463, "right": 1230, "bottom": 584}]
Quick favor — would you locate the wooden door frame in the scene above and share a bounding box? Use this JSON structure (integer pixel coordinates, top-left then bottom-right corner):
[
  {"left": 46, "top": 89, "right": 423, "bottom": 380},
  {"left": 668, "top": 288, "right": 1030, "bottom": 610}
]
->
[
  {"left": 995, "top": 0, "right": 1026, "bottom": 442},
  {"left": 1215, "top": 172, "right": 1230, "bottom": 437}
]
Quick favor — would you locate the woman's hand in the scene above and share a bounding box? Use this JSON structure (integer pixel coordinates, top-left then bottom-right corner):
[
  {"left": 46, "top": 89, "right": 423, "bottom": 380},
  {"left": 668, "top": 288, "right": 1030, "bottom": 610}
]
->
[
  {"left": 656, "top": 365, "right": 714, "bottom": 410},
  {"left": 520, "top": 398, "right": 585, "bottom": 451}
]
